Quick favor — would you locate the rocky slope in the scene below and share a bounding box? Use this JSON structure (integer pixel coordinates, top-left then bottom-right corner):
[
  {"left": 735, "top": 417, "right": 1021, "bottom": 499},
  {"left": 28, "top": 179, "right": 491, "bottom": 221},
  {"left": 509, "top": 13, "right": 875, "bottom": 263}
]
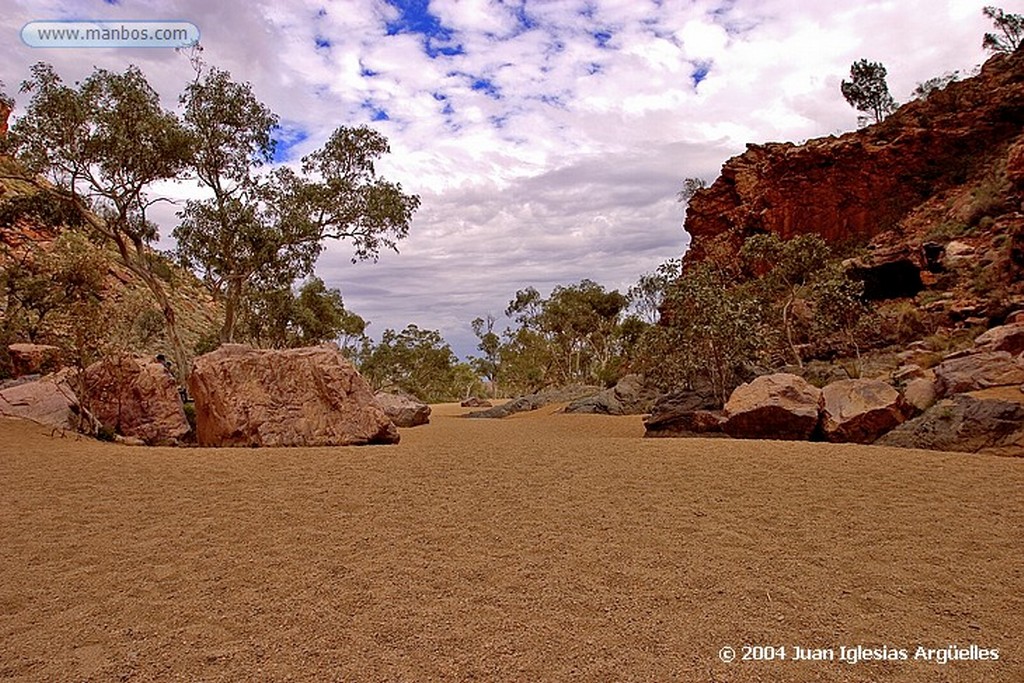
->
[
  {"left": 685, "top": 49, "right": 1022, "bottom": 270},
  {"left": 0, "top": 151, "right": 220, "bottom": 376},
  {"left": 681, "top": 47, "right": 1024, "bottom": 334}
]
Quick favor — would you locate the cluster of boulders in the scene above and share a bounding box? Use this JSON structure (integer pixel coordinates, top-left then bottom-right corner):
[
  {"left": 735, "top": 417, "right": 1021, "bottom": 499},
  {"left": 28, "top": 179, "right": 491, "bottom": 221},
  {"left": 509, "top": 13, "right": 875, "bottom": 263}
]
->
[
  {"left": 563, "top": 374, "right": 658, "bottom": 415},
  {"left": 465, "top": 384, "right": 602, "bottom": 419},
  {"left": 1, "top": 343, "right": 432, "bottom": 447},
  {"left": 644, "top": 321, "right": 1024, "bottom": 456}
]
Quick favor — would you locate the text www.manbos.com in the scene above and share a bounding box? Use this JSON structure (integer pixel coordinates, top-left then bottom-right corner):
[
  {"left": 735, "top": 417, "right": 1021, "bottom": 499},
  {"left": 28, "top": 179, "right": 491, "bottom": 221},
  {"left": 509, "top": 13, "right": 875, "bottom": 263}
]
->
[{"left": 22, "top": 21, "right": 200, "bottom": 48}]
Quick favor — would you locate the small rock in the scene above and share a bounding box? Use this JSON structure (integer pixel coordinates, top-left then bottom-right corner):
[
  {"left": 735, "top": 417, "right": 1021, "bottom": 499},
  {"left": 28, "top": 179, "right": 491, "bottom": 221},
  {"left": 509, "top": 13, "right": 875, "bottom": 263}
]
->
[
  {"left": 375, "top": 391, "right": 430, "bottom": 428},
  {"left": 904, "top": 375, "right": 939, "bottom": 415},
  {"left": 892, "top": 364, "right": 925, "bottom": 383},
  {"left": 461, "top": 397, "right": 492, "bottom": 408}
]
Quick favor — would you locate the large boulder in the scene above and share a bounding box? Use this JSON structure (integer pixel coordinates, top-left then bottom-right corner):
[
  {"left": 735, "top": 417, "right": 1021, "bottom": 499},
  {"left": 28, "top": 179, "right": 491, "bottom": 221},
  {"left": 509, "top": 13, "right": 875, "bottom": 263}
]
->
[
  {"left": 819, "top": 378, "right": 910, "bottom": 444},
  {"left": 974, "top": 323, "right": 1024, "bottom": 355},
  {"left": 933, "top": 351, "right": 1024, "bottom": 398},
  {"left": 374, "top": 391, "right": 430, "bottom": 428},
  {"left": 0, "top": 369, "right": 95, "bottom": 434},
  {"left": 7, "top": 343, "right": 63, "bottom": 377},
  {"left": 84, "top": 355, "right": 190, "bottom": 446},
  {"left": 565, "top": 375, "right": 657, "bottom": 415},
  {"left": 723, "top": 373, "right": 821, "bottom": 440},
  {"left": 876, "top": 394, "right": 1024, "bottom": 456},
  {"left": 188, "top": 344, "right": 398, "bottom": 447}
]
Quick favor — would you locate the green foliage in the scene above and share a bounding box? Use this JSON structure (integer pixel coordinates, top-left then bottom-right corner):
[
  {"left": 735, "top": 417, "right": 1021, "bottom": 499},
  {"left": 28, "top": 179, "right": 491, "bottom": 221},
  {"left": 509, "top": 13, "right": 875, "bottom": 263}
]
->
[
  {"left": 650, "top": 264, "right": 772, "bottom": 404},
  {"left": 175, "top": 64, "right": 419, "bottom": 343},
  {"left": 358, "top": 324, "right": 474, "bottom": 402},
  {"left": 237, "top": 277, "right": 366, "bottom": 351},
  {"left": 637, "top": 234, "right": 871, "bottom": 401},
  {"left": 740, "top": 233, "right": 835, "bottom": 367},
  {"left": 983, "top": 6, "right": 1023, "bottom": 54},
  {"left": 676, "top": 178, "right": 707, "bottom": 204},
  {"left": 498, "top": 279, "right": 630, "bottom": 391},
  {"left": 627, "top": 258, "right": 681, "bottom": 324},
  {"left": 841, "top": 59, "right": 898, "bottom": 126},
  {"left": 9, "top": 62, "right": 193, "bottom": 377},
  {"left": 469, "top": 315, "right": 501, "bottom": 393},
  {"left": 0, "top": 192, "right": 86, "bottom": 231},
  {"left": 182, "top": 402, "right": 197, "bottom": 433},
  {"left": 0, "top": 80, "right": 12, "bottom": 109},
  {"left": 1, "top": 230, "right": 107, "bottom": 343},
  {"left": 924, "top": 220, "right": 972, "bottom": 242},
  {"left": 911, "top": 71, "right": 960, "bottom": 100}
]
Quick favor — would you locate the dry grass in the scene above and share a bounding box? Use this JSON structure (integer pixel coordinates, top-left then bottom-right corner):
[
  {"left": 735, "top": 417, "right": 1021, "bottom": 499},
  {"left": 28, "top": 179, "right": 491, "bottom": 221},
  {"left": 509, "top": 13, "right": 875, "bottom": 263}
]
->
[{"left": 1, "top": 405, "right": 1021, "bottom": 682}]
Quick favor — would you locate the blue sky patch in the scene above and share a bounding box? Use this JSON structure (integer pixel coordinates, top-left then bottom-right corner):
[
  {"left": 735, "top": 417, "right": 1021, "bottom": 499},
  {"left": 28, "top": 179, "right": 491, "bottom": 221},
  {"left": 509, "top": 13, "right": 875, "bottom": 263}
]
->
[
  {"left": 362, "top": 100, "right": 390, "bottom": 121},
  {"left": 385, "top": 0, "right": 463, "bottom": 57},
  {"left": 271, "top": 123, "right": 309, "bottom": 163},
  {"left": 510, "top": 2, "right": 536, "bottom": 31},
  {"left": 471, "top": 78, "right": 500, "bottom": 99},
  {"left": 691, "top": 61, "right": 712, "bottom": 86}
]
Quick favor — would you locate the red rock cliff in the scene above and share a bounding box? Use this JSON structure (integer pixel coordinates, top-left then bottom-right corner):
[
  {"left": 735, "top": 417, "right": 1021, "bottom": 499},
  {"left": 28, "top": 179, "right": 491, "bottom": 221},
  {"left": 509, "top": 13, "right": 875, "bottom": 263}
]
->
[{"left": 683, "top": 49, "right": 1024, "bottom": 267}]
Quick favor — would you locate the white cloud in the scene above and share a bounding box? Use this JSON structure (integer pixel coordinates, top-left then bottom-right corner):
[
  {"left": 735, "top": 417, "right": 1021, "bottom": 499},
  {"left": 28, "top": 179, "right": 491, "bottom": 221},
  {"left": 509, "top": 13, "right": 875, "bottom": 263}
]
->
[{"left": 0, "top": 0, "right": 995, "bottom": 356}]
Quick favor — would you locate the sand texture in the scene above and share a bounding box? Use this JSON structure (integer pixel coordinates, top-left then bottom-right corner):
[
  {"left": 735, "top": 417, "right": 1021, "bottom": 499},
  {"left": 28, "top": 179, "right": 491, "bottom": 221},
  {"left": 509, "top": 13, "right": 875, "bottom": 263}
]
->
[{"left": 1, "top": 404, "right": 1022, "bottom": 682}]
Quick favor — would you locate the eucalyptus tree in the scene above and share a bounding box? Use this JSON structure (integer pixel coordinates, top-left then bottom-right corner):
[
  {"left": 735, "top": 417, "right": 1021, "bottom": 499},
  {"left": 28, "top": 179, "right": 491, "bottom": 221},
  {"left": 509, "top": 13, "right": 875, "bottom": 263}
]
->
[
  {"left": 841, "top": 59, "right": 897, "bottom": 126},
  {"left": 175, "top": 65, "right": 421, "bottom": 343},
  {"left": 983, "top": 6, "right": 1023, "bottom": 54},
  {"left": 9, "top": 63, "right": 193, "bottom": 376}
]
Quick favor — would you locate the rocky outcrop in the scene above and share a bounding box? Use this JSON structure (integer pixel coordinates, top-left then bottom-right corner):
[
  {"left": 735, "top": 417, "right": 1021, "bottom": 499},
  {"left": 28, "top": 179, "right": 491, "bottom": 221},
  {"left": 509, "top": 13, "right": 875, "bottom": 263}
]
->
[
  {"left": 7, "top": 343, "right": 63, "bottom": 377},
  {"left": 642, "top": 384, "right": 721, "bottom": 437},
  {"left": 0, "top": 369, "right": 95, "bottom": 434},
  {"left": 933, "top": 351, "right": 1024, "bottom": 398},
  {"left": 375, "top": 391, "right": 430, "bottom": 428},
  {"left": 682, "top": 50, "right": 1024, "bottom": 269},
  {"left": 466, "top": 384, "right": 601, "bottom": 419},
  {"left": 974, "top": 323, "right": 1024, "bottom": 355},
  {"left": 644, "top": 408, "right": 725, "bottom": 438},
  {"left": 819, "top": 378, "right": 910, "bottom": 444},
  {"left": 564, "top": 375, "right": 657, "bottom": 415},
  {"left": 877, "top": 394, "right": 1024, "bottom": 456},
  {"left": 188, "top": 344, "right": 398, "bottom": 447},
  {"left": 722, "top": 373, "right": 821, "bottom": 440},
  {"left": 83, "top": 355, "right": 190, "bottom": 446}
]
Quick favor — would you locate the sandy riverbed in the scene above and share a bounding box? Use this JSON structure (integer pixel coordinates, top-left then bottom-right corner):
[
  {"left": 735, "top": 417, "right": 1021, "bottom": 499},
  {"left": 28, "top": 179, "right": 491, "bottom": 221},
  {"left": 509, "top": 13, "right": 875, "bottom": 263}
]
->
[{"left": 1, "top": 404, "right": 1021, "bottom": 682}]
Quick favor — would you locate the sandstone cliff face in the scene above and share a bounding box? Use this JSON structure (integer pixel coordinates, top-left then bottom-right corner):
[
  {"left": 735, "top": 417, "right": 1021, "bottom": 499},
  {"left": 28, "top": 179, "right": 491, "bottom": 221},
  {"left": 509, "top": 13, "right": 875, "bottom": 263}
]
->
[{"left": 683, "top": 49, "right": 1024, "bottom": 268}]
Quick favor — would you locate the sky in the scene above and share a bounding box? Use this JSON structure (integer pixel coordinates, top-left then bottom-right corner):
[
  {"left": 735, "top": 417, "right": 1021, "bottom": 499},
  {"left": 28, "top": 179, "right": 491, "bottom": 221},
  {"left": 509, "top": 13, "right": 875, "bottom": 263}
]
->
[{"left": 0, "top": 0, "right": 999, "bottom": 357}]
